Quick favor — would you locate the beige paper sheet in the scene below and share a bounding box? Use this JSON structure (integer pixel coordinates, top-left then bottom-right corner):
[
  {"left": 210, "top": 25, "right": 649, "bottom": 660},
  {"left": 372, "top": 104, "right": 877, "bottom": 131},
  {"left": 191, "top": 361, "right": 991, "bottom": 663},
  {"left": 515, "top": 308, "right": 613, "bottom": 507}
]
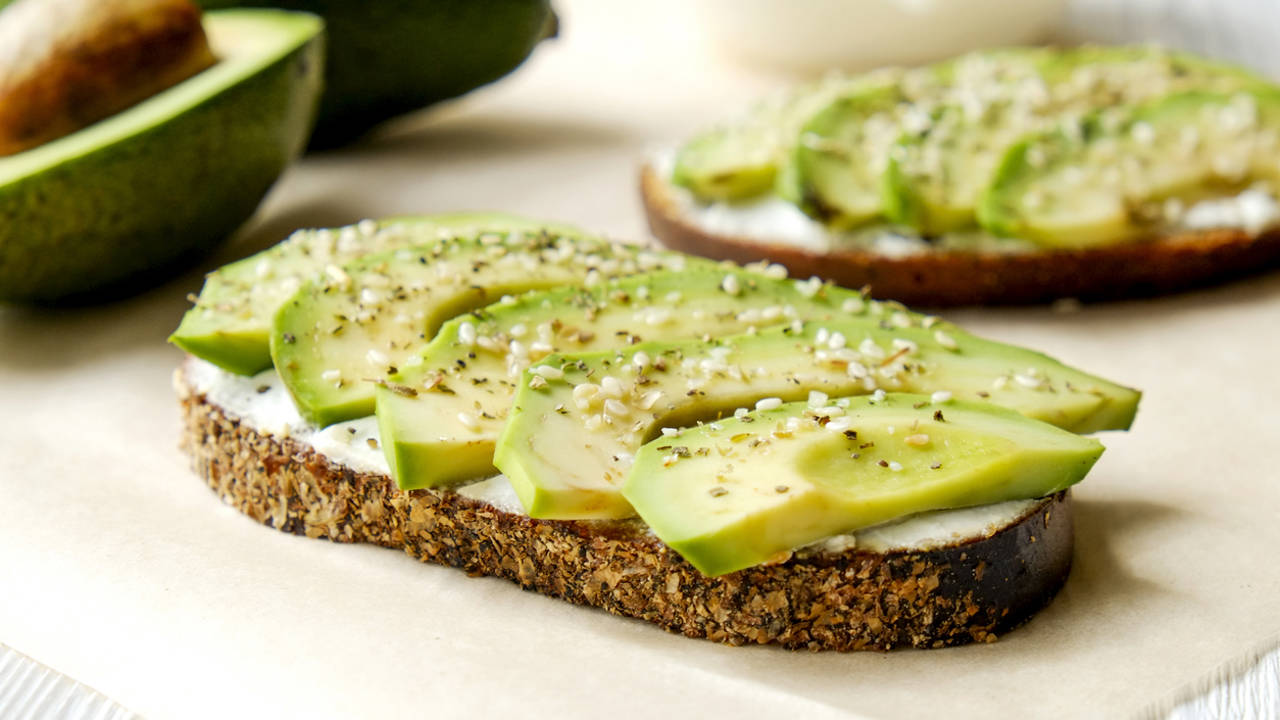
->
[{"left": 3, "top": 2, "right": 1280, "bottom": 718}]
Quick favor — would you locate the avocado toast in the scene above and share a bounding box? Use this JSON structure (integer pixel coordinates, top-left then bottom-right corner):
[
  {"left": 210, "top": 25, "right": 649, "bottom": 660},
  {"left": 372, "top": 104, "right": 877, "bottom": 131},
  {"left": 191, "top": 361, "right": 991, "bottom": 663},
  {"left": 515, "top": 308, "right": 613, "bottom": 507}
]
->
[
  {"left": 172, "top": 215, "right": 1138, "bottom": 650},
  {"left": 643, "top": 46, "right": 1280, "bottom": 305}
]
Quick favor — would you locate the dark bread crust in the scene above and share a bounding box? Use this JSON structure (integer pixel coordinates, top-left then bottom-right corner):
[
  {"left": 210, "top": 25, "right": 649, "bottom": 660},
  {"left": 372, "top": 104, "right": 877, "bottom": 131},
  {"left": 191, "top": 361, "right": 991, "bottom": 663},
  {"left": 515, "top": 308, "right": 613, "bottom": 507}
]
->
[
  {"left": 641, "top": 165, "right": 1280, "bottom": 306},
  {"left": 177, "top": 364, "right": 1073, "bottom": 651}
]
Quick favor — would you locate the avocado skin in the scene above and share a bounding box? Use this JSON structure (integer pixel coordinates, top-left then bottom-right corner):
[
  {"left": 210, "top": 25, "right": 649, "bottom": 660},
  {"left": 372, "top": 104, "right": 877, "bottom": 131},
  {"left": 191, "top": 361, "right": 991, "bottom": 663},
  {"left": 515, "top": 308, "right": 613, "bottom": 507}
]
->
[
  {"left": 197, "top": 0, "right": 555, "bottom": 148},
  {"left": 0, "top": 12, "right": 322, "bottom": 304}
]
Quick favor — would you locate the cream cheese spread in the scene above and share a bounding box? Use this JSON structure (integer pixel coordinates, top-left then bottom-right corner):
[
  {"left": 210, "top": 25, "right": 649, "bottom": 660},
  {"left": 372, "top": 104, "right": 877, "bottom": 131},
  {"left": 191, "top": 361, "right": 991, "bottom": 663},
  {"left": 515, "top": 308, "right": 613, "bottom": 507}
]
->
[
  {"left": 181, "top": 357, "right": 1041, "bottom": 555},
  {"left": 652, "top": 150, "right": 1280, "bottom": 256}
]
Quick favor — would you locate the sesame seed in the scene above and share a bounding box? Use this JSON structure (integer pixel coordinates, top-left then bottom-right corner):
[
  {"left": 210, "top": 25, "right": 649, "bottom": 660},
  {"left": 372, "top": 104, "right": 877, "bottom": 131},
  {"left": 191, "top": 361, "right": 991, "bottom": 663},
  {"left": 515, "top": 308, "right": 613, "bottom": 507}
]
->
[
  {"left": 528, "top": 375, "right": 547, "bottom": 390},
  {"left": 637, "top": 390, "right": 664, "bottom": 410},
  {"left": 755, "top": 397, "right": 783, "bottom": 411},
  {"left": 457, "top": 412, "right": 480, "bottom": 430},
  {"left": 888, "top": 461, "right": 903, "bottom": 472},
  {"left": 531, "top": 365, "right": 564, "bottom": 380},
  {"left": 841, "top": 297, "right": 864, "bottom": 313},
  {"left": 828, "top": 332, "right": 847, "bottom": 350},
  {"left": 904, "top": 434, "right": 930, "bottom": 446},
  {"left": 600, "top": 376, "right": 623, "bottom": 398},
  {"left": 321, "top": 369, "right": 342, "bottom": 382},
  {"left": 871, "top": 389, "right": 886, "bottom": 402},
  {"left": 808, "top": 390, "right": 828, "bottom": 407},
  {"left": 660, "top": 427, "right": 680, "bottom": 437},
  {"left": 603, "top": 399, "right": 630, "bottom": 417},
  {"left": 934, "top": 330, "right": 959, "bottom": 350},
  {"left": 931, "top": 390, "right": 952, "bottom": 403},
  {"left": 721, "top": 274, "right": 741, "bottom": 296},
  {"left": 708, "top": 487, "right": 728, "bottom": 498}
]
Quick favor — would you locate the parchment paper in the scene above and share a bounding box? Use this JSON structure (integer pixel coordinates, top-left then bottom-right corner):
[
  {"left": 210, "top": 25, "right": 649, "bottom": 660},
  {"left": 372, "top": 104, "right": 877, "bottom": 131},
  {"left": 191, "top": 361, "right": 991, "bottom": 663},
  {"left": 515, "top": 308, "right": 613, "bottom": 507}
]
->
[{"left": 3, "top": 2, "right": 1280, "bottom": 718}]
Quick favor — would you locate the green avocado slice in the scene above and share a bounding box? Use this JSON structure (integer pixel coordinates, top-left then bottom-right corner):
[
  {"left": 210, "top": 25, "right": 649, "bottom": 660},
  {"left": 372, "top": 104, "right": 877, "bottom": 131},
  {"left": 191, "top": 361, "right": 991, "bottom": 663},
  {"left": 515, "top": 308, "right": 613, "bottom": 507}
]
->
[
  {"left": 624, "top": 394, "right": 1103, "bottom": 576},
  {"left": 978, "top": 89, "right": 1280, "bottom": 248},
  {"left": 271, "top": 232, "right": 711, "bottom": 427},
  {"left": 376, "top": 269, "right": 904, "bottom": 490},
  {"left": 493, "top": 320, "right": 1138, "bottom": 520},
  {"left": 170, "top": 213, "right": 589, "bottom": 376},
  {"left": 0, "top": 9, "right": 323, "bottom": 303},
  {"left": 882, "top": 47, "right": 1269, "bottom": 237}
]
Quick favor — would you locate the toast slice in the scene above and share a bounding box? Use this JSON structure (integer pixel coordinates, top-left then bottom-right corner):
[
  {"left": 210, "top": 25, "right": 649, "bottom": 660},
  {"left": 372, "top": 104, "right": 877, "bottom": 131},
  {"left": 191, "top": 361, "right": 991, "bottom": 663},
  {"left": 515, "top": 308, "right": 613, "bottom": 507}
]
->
[
  {"left": 176, "top": 356, "right": 1073, "bottom": 651},
  {"left": 642, "top": 163, "right": 1280, "bottom": 306}
]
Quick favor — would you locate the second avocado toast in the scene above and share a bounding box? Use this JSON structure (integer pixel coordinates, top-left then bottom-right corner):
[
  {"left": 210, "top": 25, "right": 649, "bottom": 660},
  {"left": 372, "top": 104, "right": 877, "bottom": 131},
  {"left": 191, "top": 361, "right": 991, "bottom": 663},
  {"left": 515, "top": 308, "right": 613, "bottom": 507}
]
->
[
  {"left": 173, "top": 214, "right": 1139, "bottom": 650},
  {"left": 644, "top": 46, "right": 1280, "bottom": 304}
]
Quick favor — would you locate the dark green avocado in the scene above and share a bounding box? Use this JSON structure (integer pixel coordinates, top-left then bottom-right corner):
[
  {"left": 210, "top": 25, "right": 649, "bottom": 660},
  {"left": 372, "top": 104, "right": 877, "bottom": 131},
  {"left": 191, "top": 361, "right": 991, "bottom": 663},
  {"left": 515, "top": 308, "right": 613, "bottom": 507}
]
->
[
  {"left": 0, "top": 9, "right": 323, "bottom": 303},
  {"left": 197, "top": 0, "right": 556, "bottom": 147}
]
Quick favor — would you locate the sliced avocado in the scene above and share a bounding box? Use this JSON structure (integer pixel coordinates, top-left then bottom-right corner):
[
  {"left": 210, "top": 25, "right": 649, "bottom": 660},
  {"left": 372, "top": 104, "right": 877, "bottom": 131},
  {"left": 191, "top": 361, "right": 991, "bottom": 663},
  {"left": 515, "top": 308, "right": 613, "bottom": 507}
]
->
[
  {"left": 198, "top": 0, "right": 556, "bottom": 147},
  {"left": 0, "top": 8, "right": 322, "bottom": 303},
  {"left": 376, "top": 268, "right": 897, "bottom": 490},
  {"left": 624, "top": 394, "right": 1103, "bottom": 576},
  {"left": 882, "top": 47, "right": 1268, "bottom": 236},
  {"left": 979, "top": 89, "right": 1280, "bottom": 248},
  {"left": 170, "top": 214, "right": 589, "bottom": 376},
  {"left": 672, "top": 70, "right": 902, "bottom": 204},
  {"left": 493, "top": 319, "right": 1138, "bottom": 520},
  {"left": 272, "top": 233, "right": 709, "bottom": 427},
  {"left": 789, "top": 85, "right": 907, "bottom": 229}
]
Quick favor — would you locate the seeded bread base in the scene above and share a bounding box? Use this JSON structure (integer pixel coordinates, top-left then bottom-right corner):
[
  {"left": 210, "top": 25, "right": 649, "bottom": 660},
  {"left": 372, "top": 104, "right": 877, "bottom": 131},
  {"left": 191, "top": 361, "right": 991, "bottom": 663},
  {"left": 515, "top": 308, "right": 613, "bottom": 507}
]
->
[
  {"left": 176, "top": 362, "right": 1073, "bottom": 651},
  {"left": 640, "top": 165, "right": 1280, "bottom": 306}
]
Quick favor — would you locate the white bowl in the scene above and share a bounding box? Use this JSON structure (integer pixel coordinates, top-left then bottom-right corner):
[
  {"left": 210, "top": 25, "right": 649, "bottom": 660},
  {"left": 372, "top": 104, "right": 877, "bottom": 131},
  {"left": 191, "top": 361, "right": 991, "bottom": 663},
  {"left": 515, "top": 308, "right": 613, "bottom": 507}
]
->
[{"left": 695, "top": 0, "right": 1070, "bottom": 72}]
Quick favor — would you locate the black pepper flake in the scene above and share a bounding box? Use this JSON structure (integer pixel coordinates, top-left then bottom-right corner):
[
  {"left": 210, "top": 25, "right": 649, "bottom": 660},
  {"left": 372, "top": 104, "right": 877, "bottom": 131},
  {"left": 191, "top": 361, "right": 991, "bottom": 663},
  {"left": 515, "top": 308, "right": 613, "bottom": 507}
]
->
[
  {"left": 851, "top": 453, "right": 861, "bottom": 459},
  {"left": 934, "top": 410, "right": 945, "bottom": 422},
  {"left": 843, "top": 430, "right": 858, "bottom": 439},
  {"left": 708, "top": 486, "right": 728, "bottom": 498},
  {"left": 256, "top": 385, "right": 270, "bottom": 394},
  {"left": 913, "top": 402, "right": 927, "bottom": 409},
  {"left": 931, "top": 463, "right": 942, "bottom": 470},
  {"left": 775, "top": 485, "right": 789, "bottom": 493},
  {"left": 366, "top": 438, "right": 379, "bottom": 449},
  {"left": 859, "top": 441, "right": 874, "bottom": 449},
  {"left": 672, "top": 446, "right": 690, "bottom": 457},
  {"left": 282, "top": 333, "right": 296, "bottom": 344},
  {"left": 878, "top": 460, "right": 889, "bottom": 468},
  {"left": 977, "top": 391, "right": 990, "bottom": 398}
]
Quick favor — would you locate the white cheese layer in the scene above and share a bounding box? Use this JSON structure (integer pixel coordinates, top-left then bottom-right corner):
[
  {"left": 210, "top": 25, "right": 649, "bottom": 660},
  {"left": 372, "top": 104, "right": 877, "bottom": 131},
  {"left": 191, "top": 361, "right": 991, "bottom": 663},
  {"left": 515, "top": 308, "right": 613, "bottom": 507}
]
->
[
  {"left": 181, "top": 358, "right": 1041, "bottom": 554},
  {"left": 653, "top": 150, "right": 1280, "bottom": 256}
]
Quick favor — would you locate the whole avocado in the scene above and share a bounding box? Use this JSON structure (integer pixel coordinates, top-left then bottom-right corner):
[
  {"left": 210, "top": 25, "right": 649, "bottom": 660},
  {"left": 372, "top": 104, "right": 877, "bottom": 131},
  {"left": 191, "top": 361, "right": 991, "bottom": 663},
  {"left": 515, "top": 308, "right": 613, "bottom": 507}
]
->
[{"left": 197, "top": 0, "right": 557, "bottom": 147}]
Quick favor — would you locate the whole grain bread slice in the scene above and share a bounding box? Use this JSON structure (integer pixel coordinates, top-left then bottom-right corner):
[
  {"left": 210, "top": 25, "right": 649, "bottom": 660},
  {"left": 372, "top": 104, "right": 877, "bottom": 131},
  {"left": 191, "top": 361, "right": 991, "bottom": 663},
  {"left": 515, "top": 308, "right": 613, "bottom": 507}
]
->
[
  {"left": 641, "top": 164, "right": 1280, "bottom": 306},
  {"left": 176, "top": 360, "right": 1073, "bottom": 651}
]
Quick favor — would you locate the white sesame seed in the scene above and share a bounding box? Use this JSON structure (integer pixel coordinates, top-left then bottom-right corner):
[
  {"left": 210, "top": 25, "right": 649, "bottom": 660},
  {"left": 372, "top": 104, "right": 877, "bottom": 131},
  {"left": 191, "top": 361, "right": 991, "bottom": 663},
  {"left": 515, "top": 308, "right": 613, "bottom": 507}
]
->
[
  {"left": 572, "top": 383, "right": 600, "bottom": 409},
  {"left": 763, "top": 263, "right": 788, "bottom": 279},
  {"left": 841, "top": 297, "right": 864, "bottom": 314},
  {"left": 600, "top": 376, "right": 623, "bottom": 398},
  {"left": 721, "top": 274, "right": 741, "bottom": 296},
  {"left": 509, "top": 323, "right": 528, "bottom": 338},
  {"left": 892, "top": 338, "right": 917, "bottom": 354},
  {"left": 324, "top": 264, "right": 351, "bottom": 286},
  {"left": 934, "top": 330, "right": 958, "bottom": 350},
  {"left": 815, "top": 327, "right": 830, "bottom": 345},
  {"left": 604, "top": 399, "right": 630, "bottom": 417},
  {"left": 660, "top": 427, "right": 680, "bottom": 437},
  {"left": 665, "top": 291, "right": 682, "bottom": 303},
  {"left": 755, "top": 397, "right": 783, "bottom": 411},
  {"left": 637, "top": 390, "right": 664, "bottom": 410},
  {"left": 733, "top": 407, "right": 749, "bottom": 418},
  {"left": 826, "top": 417, "right": 852, "bottom": 432},
  {"left": 633, "top": 351, "right": 651, "bottom": 369},
  {"left": 584, "top": 415, "right": 604, "bottom": 431},
  {"left": 828, "top": 332, "right": 847, "bottom": 350},
  {"left": 531, "top": 365, "right": 564, "bottom": 380},
  {"left": 872, "top": 389, "right": 887, "bottom": 402},
  {"left": 847, "top": 362, "right": 869, "bottom": 379},
  {"left": 905, "top": 434, "right": 930, "bottom": 446},
  {"left": 321, "top": 369, "right": 341, "bottom": 382},
  {"left": 891, "top": 312, "right": 912, "bottom": 328},
  {"left": 366, "top": 349, "right": 389, "bottom": 366},
  {"left": 931, "top": 390, "right": 952, "bottom": 403},
  {"left": 808, "top": 391, "right": 828, "bottom": 407},
  {"left": 457, "top": 412, "right": 480, "bottom": 430},
  {"left": 993, "top": 376, "right": 1009, "bottom": 390},
  {"left": 796, "top": 276, "right": 822, "bottom": 298},
  {"left": 888, "top": 461, "right": 903, "bottom": 472},
  {"left": 1014, "top": 373, "right": 1045, "bottom": 389}
]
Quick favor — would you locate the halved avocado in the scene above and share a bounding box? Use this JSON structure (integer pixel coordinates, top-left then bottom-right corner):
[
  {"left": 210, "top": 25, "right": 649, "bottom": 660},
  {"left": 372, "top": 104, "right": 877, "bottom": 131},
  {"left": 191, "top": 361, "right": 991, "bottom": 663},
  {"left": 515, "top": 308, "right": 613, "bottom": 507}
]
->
[
  {"left": 0, "top": 9, "right": 322, "bottom": 303},
  {"left": 198, "top": 0, "right": 556, "bottom": 147}
]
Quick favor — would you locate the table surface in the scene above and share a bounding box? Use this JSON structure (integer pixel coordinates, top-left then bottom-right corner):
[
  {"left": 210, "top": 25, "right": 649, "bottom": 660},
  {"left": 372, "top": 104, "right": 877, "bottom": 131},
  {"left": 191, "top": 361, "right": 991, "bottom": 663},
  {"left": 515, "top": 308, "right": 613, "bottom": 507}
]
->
[{"left": 4, "top": 1, "right": 1280, "bottom": 718}]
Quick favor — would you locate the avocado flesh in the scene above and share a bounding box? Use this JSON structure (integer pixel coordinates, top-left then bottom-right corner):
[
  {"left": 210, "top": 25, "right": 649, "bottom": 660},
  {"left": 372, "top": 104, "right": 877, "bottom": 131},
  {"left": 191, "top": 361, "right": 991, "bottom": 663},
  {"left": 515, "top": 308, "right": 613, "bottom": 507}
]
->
[
  {"left": 376, "top": 269, "right": 897, "bottom": 490},
  {"left": 672, "top": 70, "right": 901, "bottom": 204},
  {"left": 979, "top": 89, "right": 1280, "bottom": 248},
  {"left": 624, "top": 395, "right": 1103, "bottom": 576},
  {"left": 170, "top": 214, "right": 590, "bottom": 376},
  {"left": 882, "top": 47, "right": 1268, "bottom": 236},
  {"left": 493, "top": 320, "right": 1137, "bottom": 520},
  {"left": 0, "top": 9, "right": 322, "bottom": 303},
  {"left": 272, "top": 233, "right": 711, "bottom": 427},
  {"left": 197, "top": 0, "right": 555, "bottom": 147}
]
